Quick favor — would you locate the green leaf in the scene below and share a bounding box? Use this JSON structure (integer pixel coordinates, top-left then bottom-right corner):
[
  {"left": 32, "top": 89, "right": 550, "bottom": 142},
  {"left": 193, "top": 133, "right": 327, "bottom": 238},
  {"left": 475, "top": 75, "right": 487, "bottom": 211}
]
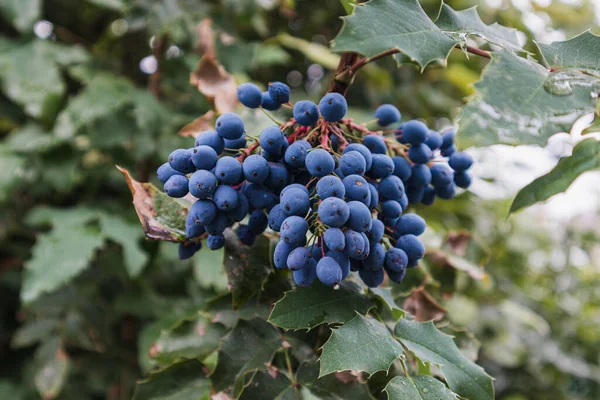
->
[
  {"left": 510, "top": 138, "right": 600, "bottom": 213},
  {"left": 133, "top": 360, "right": 211, "bottom": 400},
  {"left": 223, "top": 231, "right": 272, "bottom": 309},
  {"left": 384, "top": 376, "right": 457, "bottom": 400},
  {"left": 368, "top": 287, "right": 405, "bottom": 320},
  {"left": 458, "top": 48, "right": 599, "bottom": 147},
  {"left": 0, "top": 381, "right": 22, "bottom": 400},
  {"left": 151, "top": 315, "right": 226, "bottom": 366},
  {"left": 268, "top": 281, "right": 374, "bottom": 330},
  {"left": 297, "top": 360, "right": 374, "bottom": 399},
  {"left": 0, "top": 0, "right": 41, "bottom": 32},
  {"left": 435, "top": 5, "right": 522, "bottom": 51},
  {"left": 210, "top": 318, "right": 282, "bottom": 394},
  {"left": 319, "top": 313, "right": 403, "bottom": 377},
  {"left": 332, "top": 0, "right": 458, "bottom": 69},
  {"left": 34, "top": 337, "right": 70, "bottom": 400},
  {"left": 238, "top": 371, "right": 299, "bottom": 400},
  {"left": 11, "top": 319, "right": 58, "bottom": 348},
  {"left": 98, "top": 214, "right": 149, "bottom": 277},
  {"left": 5, "top": 122, "right": 59, "bottom": 153},
  {"left": 0, "top": 146, "right": 25, "bottom": 202},
  {"left": 395, "top": 320, "right": 494, "bottom": 400},
  {"left": 193, "top": 246, "right": 228, "bottom": 292},
  {"left": 537, "top": 31, "right": 600, "bottom": 70}
]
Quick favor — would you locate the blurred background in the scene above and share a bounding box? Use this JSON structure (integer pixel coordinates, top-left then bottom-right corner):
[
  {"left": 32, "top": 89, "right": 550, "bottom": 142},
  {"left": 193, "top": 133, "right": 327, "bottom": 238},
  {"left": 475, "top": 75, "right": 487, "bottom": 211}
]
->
[{"left": 1, "top": 0, "right": 599, "bottom": 399}]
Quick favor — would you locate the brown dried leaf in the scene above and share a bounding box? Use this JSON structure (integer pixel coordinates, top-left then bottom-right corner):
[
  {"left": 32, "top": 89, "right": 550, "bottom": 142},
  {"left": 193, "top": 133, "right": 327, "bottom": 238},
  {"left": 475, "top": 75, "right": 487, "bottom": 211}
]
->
[
  {"left": 403, "top": 288, "right": 446, "bottom": 322},
  {"left": 190, "top": 56, "right": 237, "bottom": 114},
  {"left": 179, "top": 110, "right": 215, "bottom": 138},
  {"left": 446, "top": 230, "right": 472, "bottom": 256},
  {"left": 117, "top": 166, "right": 190, "bottom": 242},
  {"left": 427, "top": 249, "right": 487, "bottom": 281},
  {"left": 195, "top": 18, "right": 215, "bottom": 57}
]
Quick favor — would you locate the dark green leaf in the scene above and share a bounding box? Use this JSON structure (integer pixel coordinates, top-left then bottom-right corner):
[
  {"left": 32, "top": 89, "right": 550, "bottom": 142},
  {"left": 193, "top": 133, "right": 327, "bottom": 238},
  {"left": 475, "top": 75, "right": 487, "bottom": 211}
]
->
[
  {"left": 238, "top": 371, "right": 299, "bottom": 400},
  {"left": 268, "top": 281, "right": 374, "bottom": 330},
  {"left": 210, "top": 318, "right": 282, "bottom": 394},
  {"left": 34, "top": 337, "right": 70, "bottom": 400},
  {"left": 11, "top": 319, "right": 58, "bottom": 348},
  {"left": 395, "top": 320, "right": 494, "bottom": 400},
  {"left": 98, "top": 214, "right": 149, "bottom": 277},
  {"left": 319, "top": 313, "right": 403, "bottom": 377},
  {"left": 193, "top": 246, "right": 227, "bottom": 292},
  {"left": 0, "top": 0, "right": 41, "bottom": 32},
  {"left": 339, "top": 0, "right": 355, "bottom": 15},
  {"left": 332, "top": 0, "right": 457, "bottom": 69},
  {"left": 133, "top": 360, "right": 211, "bottom": 400},
  {"left": 297, "top": 360, "right": 374, "bottom": 400},
  {"left": 384, "top": 376, "right": 457, "bottom": 400},
  {"left": 537, "top": 31, "right": 600, "bottom": 70},
  {"left": 510, "top": 138, "right": 600, "bottom": 213},
  {"left": 368, "top": 287, "right": 405, "bottom": 320}
]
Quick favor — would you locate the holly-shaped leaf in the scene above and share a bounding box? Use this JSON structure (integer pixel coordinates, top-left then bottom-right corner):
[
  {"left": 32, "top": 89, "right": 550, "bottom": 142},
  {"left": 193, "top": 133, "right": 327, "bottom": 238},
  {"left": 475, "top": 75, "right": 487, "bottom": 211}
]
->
[
  {"left": 297, "top": 360, "right": 375, "bottom": 399},
  {"left": 118, "top": 166, "right": 190, "bottom": 242},
  {"left": 319, "top": 313, "right": 403, "bottom": 377},
  {"left": 510, "top": 138, "right": 600, "bottom": 214},
  {"left": 459, "top": 34, "right": 600, "bottom": 147},
  {"left": 395, "top": 320, "right": 494, "bottom": 400},
  {"left": 367, "top": 287, "right": 405, "bottom": 320},
  {"left": 210, "top": 318, "right": 282, "bottom": 394},
  {"left": 384, "top": 375, "right": 458, "bottom": 400},
  {"left": 133, "top": 360, "right": 211, "bottom": 400},
  {"left": 268, "top": 281, "right": 375, "bottom": 330},
  {"left": 238, "top": 371, "right": 299, "bottom": 400},
  {"left": 332, "top": 0, "right": 458, "bottom": 69},
  {"left": 435, "top": 5, "right": 522, "bottom": 51}
]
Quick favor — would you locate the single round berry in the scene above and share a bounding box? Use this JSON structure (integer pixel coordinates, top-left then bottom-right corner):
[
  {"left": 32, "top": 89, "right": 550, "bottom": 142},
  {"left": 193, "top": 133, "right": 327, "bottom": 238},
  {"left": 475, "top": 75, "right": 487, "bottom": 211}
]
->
[
  {"left": 430, "top": 164, "right": 454, "bottom": 188},
  {"left": 449, "top": 152, "right": 473, "bottom": 172},
  {"left": 224, "top": 136, "right": 247, "bottom": 150},
  {"left": 274, "top": 241, "right": 296, "bottom": 269},
  {"left": 188, "top": 199, "right": 217, "bottom": 226},
  {"left": 340, "top": 151, "right": 366, "bottom": 176},
  {"left": 260, "top": 126, "right": 287, "bottom": 156},
  {"left": 261, "top": 92, "right": 279, "bottom": 111},
  {"left": 395, "top": 214, "right": 426, "bottom": 237},
  {"left": 265, "top": 162, "right": 289, "bottom": 191},
  {"left": 280, "top": 216, "right": 308, "bottom": 245},
  {"left": 179, "top": 242, "right": 201, "bottom": 260},
  {"left": 379, "top": 175, "right": 405, "bottom": 201},
  {"left": 401, "top": 120, "right": 428, "bottom": 145},
  {"left": 363, "top": 134, "right": 387, "bottom": 154},
  {"left": 395, "top": 234, "right": 425, "bottom": 265},
  {"left": 236, "top": 224, "right": 256, "bottom": 246},
  {"left": 305, "top": 149, "right": 335, "bottom": 177},
  {"left": 237, "top": 83, "right": 262, "bottom": 108},
  {"left": 164, "top": 175, "right": 189, "bottom": 198},
  {"left": 324, "top": 228, "right": 345, "bottom": 252},
  {"left": 435, "top": 183, "right": 455, "bottom": 199},
  {"left": 425, "top": 130, "right": 443, "bottom": 150},
  {"left": 316, "top": 175, "right": 345, "bottom": 199},
  {"left": 207, "top": 234, "right": 225, "bottom": 250},
  {"left": 195, "top": 130, "right": 225, "bottom": 154},
  {"left": 293, "top": 100, "right": 320, "bottom": 126},
  {"left": 293, "top": 258, "right": 317, "bottom": 287},
  {"left": 248, "top": 210, "right": 268, "bottom": 235},
  {"left": 287, "top": 247, "right": 309, "bottom": 271},
  {"left": 385, "top": 248, "right": 408, "bottom": 273},
  {"left": 316, "top": 257, "right": 342, "bottom": 286},
  {"left": 409, "top": 164, "right": 432, "bottom": 187},
  {"left": 382, "top": 200, "right": 402, "bottom": 219},
  {"left": 343, "top": 175, "right": 371, "bottom": 205},
  {"left": 363, "top": 242, "right": 385, "bottom": 271},
  {"left": 392, "top": 157, "right": 412, "bottom": 182},
  {"left": 243, "top": 154, "right": 269, "bottom": 183},
  {"left": 343, "top": 143, "right": 372, "bottom": 170},
  {"left": 215, "top": 156, "right": 243, "bottom": 185},
  {"left": 228, "top": 192, "right": 249, "bottom": 222},
  {"left": 347, "top": 201, "right": 372, "bottom": 233},
  {"left": 454, "top": 171, "right": 472, "bottom": 188},
  {"left": 268, "top": 81, "right": 290, "bottom": 104},
  {"left": 359, "top": 268, "right": 385, "bottom": 287},
  {"left": 168, "top": 149, "right": 195, "bottom": 174},
  {"left": 268, "top": 204, "right": 286, "bottom": 231},
  {"left": 327, "top": 250, "right": 351, "bottom": 279},
  {"left": 421, "top": 186, "right": 436, "bottom": 205},
  {"left": 189, "top": 170, "right": 217, "bottom": 199},
  {"left": 369, "top": 154, "right": 395, "bottom": 179},
  {"left": 375, "top": 104, "right": 401, "bottom": 126},
  {"left": 280, "top": 187, "right": 310, "bottom": 217},
  {"left": 157, "top": 162, "right": 183, "bottom": 184},
  {"left": 245, "top": 183, "right": 273, "bottom": 209},
  {"left": 284, "top": 140, "right": 311, "bottom": 168},
  {"left": 318, "top": 197, "right": 350, "bottom": 228},
  {"left": 216, "top": 112, "right": 244, "bottom": 140},
  {"left": 191, "top": 145, "right": 218, "bottom": 170},
  {"left": 319, "top": 93, "right": 347, "bottom": 122},
  {"left": 366, "top": 218, "right": 384, "bottom": 243},
  {"left": 408, "top": 143, "right": 433, "bottom": 164},
  {"left": 441, "top": 130, "right": 455, "bottom": 149},
  {"left": 213, "top": 185, "right": 238, "bottom": 211},
  {"left": 186, "top": 214, "right": 206, "bottom": 238},
  {"left": 345, "top": 229, "right": 367, "bottom": 259}
]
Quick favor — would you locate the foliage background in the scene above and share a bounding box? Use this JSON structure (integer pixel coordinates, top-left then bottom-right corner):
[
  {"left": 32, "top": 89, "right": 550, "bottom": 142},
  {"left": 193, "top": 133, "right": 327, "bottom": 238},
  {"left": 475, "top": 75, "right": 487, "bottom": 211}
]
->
[{"left": 0, "top": 0, "right": 599, "bottom": 399}]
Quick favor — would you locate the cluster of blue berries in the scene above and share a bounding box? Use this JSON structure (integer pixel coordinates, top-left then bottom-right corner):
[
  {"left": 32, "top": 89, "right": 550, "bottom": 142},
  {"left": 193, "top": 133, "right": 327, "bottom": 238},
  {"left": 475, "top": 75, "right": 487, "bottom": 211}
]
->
[{"left": 156, "top": 81, "right": 473, "bottom": 288}]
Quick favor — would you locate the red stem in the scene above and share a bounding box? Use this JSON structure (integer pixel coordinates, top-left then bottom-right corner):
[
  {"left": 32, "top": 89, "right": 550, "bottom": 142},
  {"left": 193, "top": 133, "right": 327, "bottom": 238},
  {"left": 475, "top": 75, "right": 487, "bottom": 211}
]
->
[{"left": 237, "top": 141, "right": 260, "bottom": 162}]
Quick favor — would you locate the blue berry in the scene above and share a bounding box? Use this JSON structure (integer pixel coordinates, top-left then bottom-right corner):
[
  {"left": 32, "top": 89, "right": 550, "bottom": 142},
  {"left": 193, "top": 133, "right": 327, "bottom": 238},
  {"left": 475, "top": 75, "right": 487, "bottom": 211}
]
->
[
  {"left": 205, "top": 212, "right": 229, "bottom": 235},
  {"left": 280, "top": 216, "right": 308, "bottom": 245},
  {"left": 392, "top": 156, "right": 412, "bottom": 181},
  {"left": 274, "top": 241, "right": 296, "bottom": 269},
  {"left": 191, "top": 145, "right": 218, "bottom": 170},
  {"left": 287, "top": 247, "right": 309, "bottom": 271},
  {"left": 441, "top": 144, "right": 456, "bottom": 157},
  {"left": 363, "top": 242, "right": 385, "bottom": 271},
  {"left": 359, "top": 268, "right": 384, "bottom": 287},
  {"left": 368, "top": 183, "right": 379, "bottom": 209},
  {"left": 375, "top": 104, "right": 401, "bottom": 126},
  {"left": 395, "top": 234, "right": 425, "bottom": 265},
  {"left": 430, "top": 164, "right": 454, "bottom": 188},
  {"left": 409, "top": 164, "right": 432, "bottom": 187},
  {"left": 243, "top": 154, "right": 269, "bottom": 183},
  {"left": 207, "top": 234, "right": 225, "bottom": 250},
  {"left": 268, "top": 204, "right": 286, "bottom": 231},
  {"left": 237, "top": 83, "right": 262, "bottom": 108},
  {"left": 347, "top": 201, "right": 372, "bottom": 232},
  {"left": 188, "top": 199, "right": 217, "bottom": 225},
  {"left": 265, "top": 162, "right": 289, "bottom": 191},
  {"left": 408, "top": 143, "right": 432, "bottom": 164},
  {"left": 168, "top": 149, "right": 195, "bottom": 173},
  {"left": 280, "top": 187, "right": 310, "bottom": 217},
  {"left": 363, "top": 134, "right": 387, "bottom": 154},
  {"left": 268, "top": 81, "right": 290, "bottom": 104},
  {"left": 185, "top": 213, "right": 206, "bottom": 238},
  {"left": 260, "top": 126, "right": 287, "bottom": 156},
  {"left": 228, "top": 192, "right": 249, "bottom": 222},
  {"left": 421, "top": 186, "right": 436, "bottom": 205},
  {"left": 324, "top": 228, "right": 345, "bottom": 252},
  {"left": 366, "top": 218, "right": 384, "bottom": 243},
  {"left": 425, "top": 130, "right": 443, "bottom": 150},
  {"left": 401, "top": 120, "right": 428, "bottom": 145},
  {"left": 343, "top": 144, "right": 372, "bottom": 170},
  {"left": 179, "top": 242, "right": 201, "bottom": 260},
  {"left": 343, "top": 175, "right": 370, "bottom": 205},
  {"left": 284, "top": 140, "right": 311, "bottom": 168},
  {"left": 395, "top": 214, "right": 426, "bottom": 236},
  {"left": 454, "top": 171, "right": 472, "bottom": 188},
  {"left": 215, "top": 156, "right": 243, "bottom": 185},
  {"left": 236, "top": 224, "right": 256, "bottom": 246},
  {"left": 327, "top": 250, "right": 351, "bottom": 279},
  {"left": 216, "top": 112, "right": 244, "bottom": 140},
  {"left": 245, "top": 183, "right": 273, "bottom": 209},
  {"left": 157, "top": 162, "right": 183, "bottom": 184},
  {"left": 281, "top": 183, "right": 309, "bottom": 196},
  {"left": 248, "top": 210, "right": 268, "bottom": 235},
  {"left": 369, "top": 154, "right": 395, "bottom": 178},
  {"left": 293, "top": 258, "right": 317, "bottom": 287},
  {"left": 189, "top": 170, "right": 217, "bottom": 199},
  {"left": 381, "top": 200, "right": 402, "bottom": 219},
  {"left": 293, "top": 100, "right": 320, "bottom": 126},
  {"left": 449, "top": 152, "right": 473, "bottom": 172},
  {"left": 224, "top": 136, "right": 247, "bottom": 150},
  {"left": 316, "top": 257, "right": 342, "bottom": 286},
  {"left": 385, "top": 248, "right": 408, "bottom": 273},
  {"left": 195, "top": 130, "right": 225, "bottom": 154},
  {"left": 406, "top": 185, "right": 425, "bottom": 204},
  {"left": 319, "top": 93, "right": 347, "bottom": 122},
  {"left": 345, "top": 229, "right": 367, "bottom": 259},
  {"left": 441, "top": 130, "right": 455, "bottom": 149},
  {"left": 305, "top": 149, "right": 335, "bottom": 177},
  {"left": 261, "top": 92, "right": 279, "bottom": 111},
  {"left": 435, "top": 183, "right": 455, "bottom": 199},
  {"left": 318, "top": 197, "right": 350, "bottom": 227},
  {"left": 399, "top": 193, "right": 409, "bottom": 210},
  {"left": 164, "top": 175, "right": 189, "bottom": 198},
  {"left": 316, "top": 175, "right": 345, "bottom": 199},
  {"left": 379, "top": 175, "right": 405, "bottom": 201},
  {"left": 340, "top": 151, "right": 366, "bottom": 176},
  {"left": 386, "top": 266, "right": 407, "bottom": 283}
]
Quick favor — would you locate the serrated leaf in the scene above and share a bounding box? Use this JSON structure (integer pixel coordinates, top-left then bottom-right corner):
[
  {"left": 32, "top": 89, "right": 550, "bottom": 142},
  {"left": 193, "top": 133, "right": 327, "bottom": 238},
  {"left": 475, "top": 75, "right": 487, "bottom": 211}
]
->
[
  {"left": 367, "top": 287, "right": 405, "bottom": 321},
  {"left": 510, "top": 138, "right": 600, "bottom": 213},
  {"left": 395, "top": 320, "right": 494, "bottom": 400},
  {"left": 339, "top": 0, "right": 356, "bottom": 14},
  {"left": 319, "top": 313, "right": 403, "bottom": 377},
  {"left": 458, "top": 47, "right": 599, "bottom": 147},
  {"left": 384, "top": 375, "right": 457, "bottom": 400},
  {"left": 133, "top": 360, "right": 211, "bottom": 400},
  {"left": 118, "top": 166, "right": 189, "bottom": 242},
  {"left": 210, "top": 318, "right": 282, "bottom": 394},
  {"left": 238, "top": 371, "right": 299, "bottom": 400},
  {"left": 223, "top": 230, "right": 272, "bottom": 309},
  {"left": 297, "top": 360, "right": 374, "bottom": 399},
  {"left": 268, "top": 281, "right": 375, "bottom": 330},
  {"left": 537, "top": 31, "right": 600, "bottom": 70},
  {"left": 0, "top": 0, "right": 41, "bottom": 32},
  {"left": 332, "top": 0, "right": 458, "bottom": 69},
  {"left": 151, "top": 315, "right": 226, "bottom": 366},
  {"left": 435, "top": 5, "right": 522, "bottom": 51}
]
